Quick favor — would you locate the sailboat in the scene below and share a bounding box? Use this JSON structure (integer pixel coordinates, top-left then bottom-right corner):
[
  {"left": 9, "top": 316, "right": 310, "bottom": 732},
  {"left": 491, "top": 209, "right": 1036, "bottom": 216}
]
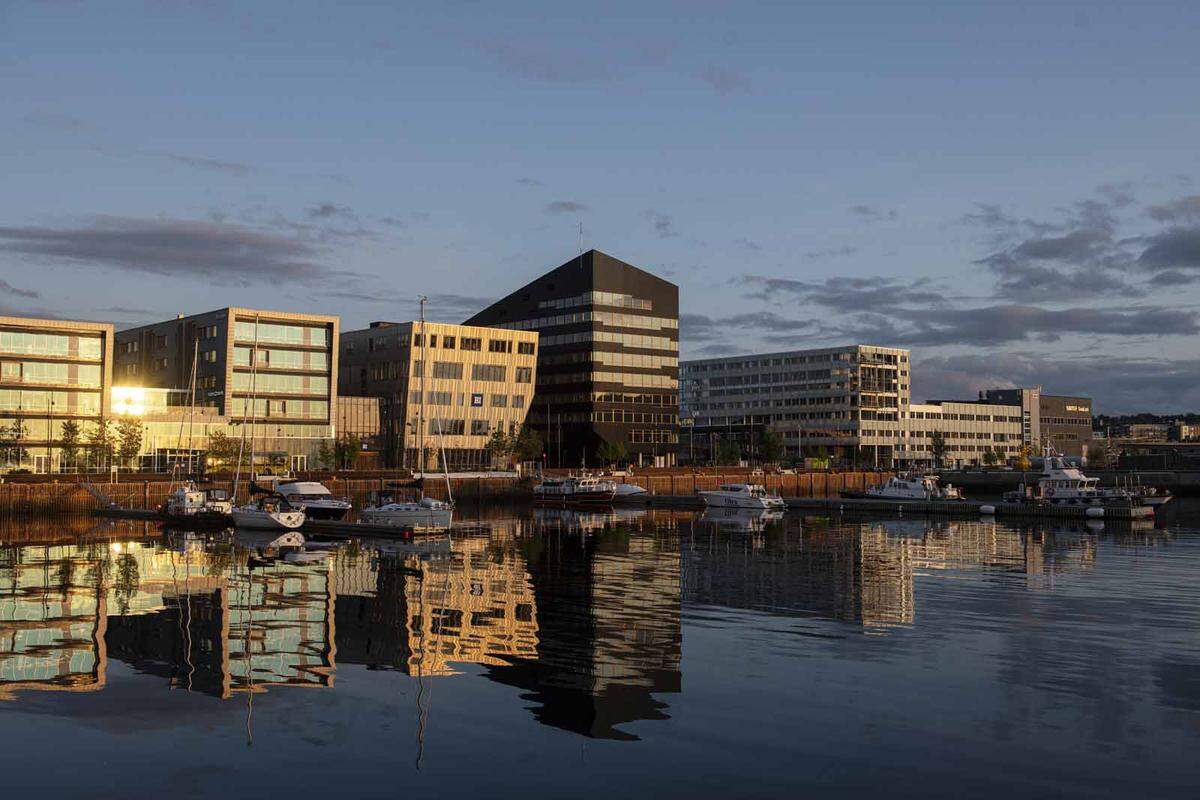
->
[
  {"left": 161, "top": 341, "right": 233, "bottom": 524},
  {"left": 230, "top": 314, "right": 307, "bottom": 531},
  {"left": 359, "top": 296, "right": 453, "bottom": 531}
]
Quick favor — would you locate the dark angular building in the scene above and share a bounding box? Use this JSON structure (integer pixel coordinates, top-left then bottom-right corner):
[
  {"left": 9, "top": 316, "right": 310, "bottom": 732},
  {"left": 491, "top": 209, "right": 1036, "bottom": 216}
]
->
[{"left": 465, "top": 250, "right": 679, "bottom": 467}]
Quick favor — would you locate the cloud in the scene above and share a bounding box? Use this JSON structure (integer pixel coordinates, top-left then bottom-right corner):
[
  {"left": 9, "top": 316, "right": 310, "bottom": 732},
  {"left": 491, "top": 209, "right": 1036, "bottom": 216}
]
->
[
  {"left": 645, "top": 210, "right": 677, "bottom": 239},
  {"left": 1138, "top": 227, "right": 1200, "bottom": 271},
  {"left": 802, "top": 245, "right": 858, "bottom": 262},
  {"left": 0, "top": 216, "right": 329, "bottom": 285},
  {"left": 327, "top": 290, "right": 495, "bottom": 320},
  {"left": 164, "top": 154, "right": 257, "bottom": 176},
  {"left": 738, "top": 275, "right": 943, "bottom": 313},
  {"left": 849, "top": 205, "right": 898, "bottom": 223},
  {"left": 832, "top": 304, "right": 1196, "bottom": 347},
  {"left": 1148, "top": 196, "right": 1200, "bottom": 223},
  {"left": 307, "top": 203, "right": 354, "bottom": 220},
  {"left": 734, "top": 237, "right": 762, "bottom": 252},
  {"left": 545, "top": 200, "right": 588, "bottom": 215},
  {"left": 0, "top": 280, "right": 39, "bottom": 299},
  {"left": 516, "top": 177, "right": 544, "bottom": 188},
  {"left": 913, "top": 352, "right": 1200, "bottom": 414},
  {"left": 697, "top": 64, "right": 751, "bottom": 96},
  {"left": 681, "top": 310, "right": 816, "bottom": 345}
]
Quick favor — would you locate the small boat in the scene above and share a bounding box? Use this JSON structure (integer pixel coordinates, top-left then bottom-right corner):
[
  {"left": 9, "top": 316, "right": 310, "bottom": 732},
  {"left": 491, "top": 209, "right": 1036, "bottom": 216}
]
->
[
  {"left": 842, "top": 473, "right": 964, "bottom": 501},
  {"left": 700, "top": 507, "right": 785, "bottom": 533},
  {"left": 275, "top": 480, "right": 352, "bottom": 520},
  {"left": 359, "top": 491, "right": 453, "bottom": 530},
  {"left": 231, "top": 494, "right": 306, "bottom": 531},
  {"left": 611, "top": 482, "right": 649, "bottom": 503},
  {"left": 160, "top": 481, "right": 233, "bottom": 525},
  {"left": 1003, "top": 447, "right": 1168, "bottom": 513},
  {"left": 533, "top": 475, "right": 618, "bottom": 506},
  {"left": 698, "top": 483, "right": 786, "bottom": 510}
]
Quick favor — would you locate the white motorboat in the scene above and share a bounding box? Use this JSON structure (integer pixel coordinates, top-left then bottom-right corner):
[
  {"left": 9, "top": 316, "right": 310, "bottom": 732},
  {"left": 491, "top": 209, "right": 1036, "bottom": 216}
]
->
[
  {"left": 1003, "top": 447, "right": 1165, "bottom": 515},
  {"left": 698, "top": 483, "right": 786, "bottom": 510},
  {"left": 275, "top": 480, "right": 352, "bottom": 520},
  {"left": 359, "top": 492, "right": 453, "bottom": 529},
  {"left": 231, "top": 495, "right": 306, "bottom": 531},
  {"left": 533, "top": 475, "right": 618, "bottom": 505},
  {"left": 610, "top": 482, "right": 649, "bottom": 502},
  {"left": 160, "top": 482, "right": 232, "bottom": 524},
  {"left": 700, "top": 507, "right": 785, "bottom": 533},
  {"left": 846, "top": 473, "right": 964, "bottom": 501}
]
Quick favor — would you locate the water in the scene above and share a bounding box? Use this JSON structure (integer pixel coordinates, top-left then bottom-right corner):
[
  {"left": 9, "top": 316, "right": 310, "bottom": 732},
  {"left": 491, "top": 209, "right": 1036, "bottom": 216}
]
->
[{"left": 2, "top": 503, "right": 1200, "bottom": 798}]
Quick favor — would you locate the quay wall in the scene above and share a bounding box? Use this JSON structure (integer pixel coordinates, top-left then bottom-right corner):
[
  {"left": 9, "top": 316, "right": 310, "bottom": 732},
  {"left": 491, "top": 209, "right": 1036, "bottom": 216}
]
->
[
  {"left": 941, "top": 470, "right": 1200, "bottom": 495},
  {"left": 0, "top": 471, "right": 894, "bottom": 515}
]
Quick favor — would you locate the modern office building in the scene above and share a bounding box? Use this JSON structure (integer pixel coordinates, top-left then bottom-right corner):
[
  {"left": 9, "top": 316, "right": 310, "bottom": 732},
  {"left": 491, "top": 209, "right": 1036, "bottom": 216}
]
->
[
  {"left": 0, "top": 315, "right": 114, "bottom": 473},
  {"left": 982, "top": 388, "right": 1093, "bottom": 459},
  {"left": 899, "top": 400, "right": 1023, "bottom": 468},
  {"left": 680, "top": 345, "right": 910, "bottom": 466},
  {"left": 114, "top": 307, "right": 338, "bottom": 471},
  {"left": 338, "top": 320, "right": 539, "bottom": 469},
  {"left": 465, "top": 250, "right": 680, "bottom": 468}
]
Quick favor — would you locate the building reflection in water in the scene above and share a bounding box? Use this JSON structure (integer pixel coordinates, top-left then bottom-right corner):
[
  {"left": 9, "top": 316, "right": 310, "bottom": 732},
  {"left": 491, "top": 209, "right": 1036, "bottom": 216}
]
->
[{"left": 0, "top": 512, "right": 1161, "bottom": 738}]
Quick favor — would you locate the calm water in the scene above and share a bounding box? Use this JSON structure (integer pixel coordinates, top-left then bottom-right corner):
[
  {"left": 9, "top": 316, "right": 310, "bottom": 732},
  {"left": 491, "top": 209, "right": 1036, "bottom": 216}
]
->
[{"left": 2, "top": 503, "right": 1200, "bottom": 798}]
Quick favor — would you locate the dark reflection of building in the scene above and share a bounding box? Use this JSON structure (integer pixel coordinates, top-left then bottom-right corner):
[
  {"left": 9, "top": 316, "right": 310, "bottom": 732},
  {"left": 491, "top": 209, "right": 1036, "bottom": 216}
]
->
[{"left": 486, "top": 524, "right": 682, "bottom": 740}]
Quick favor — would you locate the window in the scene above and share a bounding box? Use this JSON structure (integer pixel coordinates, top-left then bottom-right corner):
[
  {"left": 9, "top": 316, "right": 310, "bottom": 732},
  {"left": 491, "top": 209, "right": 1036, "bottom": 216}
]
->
[
  {"left": 443, "top": 336, "right": 455, "bottom": 349},
  {"left": 515, "top": 367, "right": 532, "bottom": 384},
  {"left": 124, "top": 364, "right": 138, "bottom": 376},
  {"left": 412, "top": 334, "right": 423, "bottom": 347},
  {"left": 461, "top": 337, "right": 482, "bottom": 351},
  {"left": 488, "top": 339, "right": 511, "bottom": 353},
  {"left": 471, "top": 364, "right": 505, "bottom": 382},
  {"left": 518, "top": 341, "right": 535, "bottom": 355},
  {"left": 433, "top": 361, "right": 463, "bottom": 380},
  {"left": 427, "top": 391, "right": 453, "bottom": 405},
  {"left": 470, "top": 419, "right": 490, "bottom": 436},
  {"left": 430, "top": 418, "right": 465, "bottom": 435},
  {"left": 491, "top": 394, "right": 508, "bottom": 407},
  {"left": 153, "top": 357, "right": 168, "bottom": 370},
  {"left": 203, "top": 350, "right": 218, "bottom": 363},
  {"left": 122, "top": 340, "right": 139, "bottom": 354},
  {"left": 154, "top": 335, "right": 168, "bottom": 349},
  {"left": 512, "top": 395, "right": 525, "bottom": 408},
  {"left": 429, "top": 334, "right": 438, "bottom": 347}
]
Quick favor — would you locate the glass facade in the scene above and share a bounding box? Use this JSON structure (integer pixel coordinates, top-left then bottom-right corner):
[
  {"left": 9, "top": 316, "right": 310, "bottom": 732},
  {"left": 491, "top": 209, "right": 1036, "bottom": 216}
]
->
[{"left": 234, "top": 320, "right": 329, "bottom": 347}]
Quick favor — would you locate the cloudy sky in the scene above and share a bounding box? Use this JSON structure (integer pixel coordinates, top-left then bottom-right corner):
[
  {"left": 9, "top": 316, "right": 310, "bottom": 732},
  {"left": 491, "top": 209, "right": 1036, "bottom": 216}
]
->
[{"left": 2, "top": 1, "right": 1199, "bottom": 413}]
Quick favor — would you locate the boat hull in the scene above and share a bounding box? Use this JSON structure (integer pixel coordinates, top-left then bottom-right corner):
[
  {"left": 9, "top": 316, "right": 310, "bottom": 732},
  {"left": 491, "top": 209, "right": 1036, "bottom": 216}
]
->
[
  {"left": 358, "top": 508, "right": 453, "bottom": 529},
  {"left": 231, "top": 509, "right": 305, "bottom": 530},
  {"left": 699, "top": 492, "right": 785, "bottom": 510},
  {"left": 533, "top": 491, "right": 617, "bottom": 506},
  {"left": 299, "top": 503, "right": 351, "bottom": 521}
]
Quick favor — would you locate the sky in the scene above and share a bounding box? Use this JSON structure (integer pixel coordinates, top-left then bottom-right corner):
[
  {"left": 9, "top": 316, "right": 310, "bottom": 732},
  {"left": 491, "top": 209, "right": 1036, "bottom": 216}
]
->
[{"left": 2, "top": 0, "right": 1199, "bottom": 414}]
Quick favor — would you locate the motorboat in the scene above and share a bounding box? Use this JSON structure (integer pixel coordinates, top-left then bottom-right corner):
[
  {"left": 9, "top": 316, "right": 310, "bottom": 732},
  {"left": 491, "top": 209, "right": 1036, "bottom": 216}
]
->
[
  {"left": 611, "top": 482, "right": 649, "bottom": 503},
  {"left": 1002, "top": 448, "right": 1166, "bottom": 516},
  {"left": 842, "top": 473, "right": 964, "bottom": 501},
  {"left": 533, "top": 475, "right": 618, "bottom": 505},
  {"left": 160, "top": 481, "right": 232, "bottom": 525},
  {"left": 698, "top": 483, "right": 786, "bottom": 510},
  {"left": 275, "top": 480, "right": 352, "bottom": 520},
  {"left": 231, "top": 494, "right": 306, "bottom": 531},
  {"left": 359, "top": 490, "right": 453, "bottom": 530}
]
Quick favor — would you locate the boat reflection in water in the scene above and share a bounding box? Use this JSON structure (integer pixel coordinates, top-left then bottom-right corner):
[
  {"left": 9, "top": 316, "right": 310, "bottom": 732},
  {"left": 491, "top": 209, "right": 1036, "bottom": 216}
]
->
[
  {"left": 0, "top": 510, "right": 1183, "bottom": 743},
  {"left": 699, "top": 507, "right": 785, "bottom": 534}
]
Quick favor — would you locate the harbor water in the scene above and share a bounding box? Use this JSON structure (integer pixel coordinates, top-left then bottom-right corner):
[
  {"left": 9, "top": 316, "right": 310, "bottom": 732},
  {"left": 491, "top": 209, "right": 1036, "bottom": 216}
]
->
[{"left": 1, "top": 502, "right": 1199, "bottom": 797}]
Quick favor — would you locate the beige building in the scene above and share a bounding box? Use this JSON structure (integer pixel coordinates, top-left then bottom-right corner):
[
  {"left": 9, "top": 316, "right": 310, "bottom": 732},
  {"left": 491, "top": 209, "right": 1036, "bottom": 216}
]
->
[
  {"left": 899, "top": 400, "right": 1023, "bottom": 468},
  {"left": 339, "top": 321, "right": 538, "bottom": 469}
]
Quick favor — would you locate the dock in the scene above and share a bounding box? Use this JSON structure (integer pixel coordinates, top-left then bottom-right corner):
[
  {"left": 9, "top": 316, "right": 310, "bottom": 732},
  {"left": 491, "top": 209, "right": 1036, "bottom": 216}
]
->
[
  {"left": 782, "top": 496, "right": 1155, "bottom": 520},
  {"left": 94, "top": 506, "right": 458, "bottom": 537}
]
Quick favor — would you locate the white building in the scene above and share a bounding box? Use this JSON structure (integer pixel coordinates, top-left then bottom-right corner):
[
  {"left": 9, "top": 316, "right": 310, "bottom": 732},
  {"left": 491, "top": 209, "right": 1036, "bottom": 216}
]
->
[{"left": 899, "top": 400, "right": 1024, "bottom": 468}]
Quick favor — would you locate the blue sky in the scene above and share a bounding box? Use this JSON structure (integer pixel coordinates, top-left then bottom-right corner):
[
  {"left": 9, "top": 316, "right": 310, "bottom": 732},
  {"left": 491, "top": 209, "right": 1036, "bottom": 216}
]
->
[{"left": 2, "top": 0, "right": 1199, "bottom": 412}]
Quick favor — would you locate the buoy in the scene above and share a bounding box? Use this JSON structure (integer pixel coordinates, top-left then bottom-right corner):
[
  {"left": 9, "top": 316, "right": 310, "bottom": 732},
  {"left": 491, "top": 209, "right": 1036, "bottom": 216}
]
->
[
  {"left": 980, "top": 504, "right": 996, "bottom": 515},
  {"left": 1085, "top": 506, "right": 1104, "bottom": 519}
]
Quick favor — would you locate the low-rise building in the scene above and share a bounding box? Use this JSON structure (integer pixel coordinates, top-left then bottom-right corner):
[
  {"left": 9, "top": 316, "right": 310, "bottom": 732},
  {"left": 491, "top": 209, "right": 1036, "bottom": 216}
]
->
[
  {"left": 681, "top": 345, "right": 911, "bottom": 466},
  {"left": 0, "top": 315, "right": 114, "bottom": 474},
  {"left": 338, "top": 321, "right": 538, "bottom": 469},
  {"left": 899, "top": 400, "right": 1023, "bottom": 468},
  {"left": 983, "top": 388, "right": 1093, "bottom": 458}
]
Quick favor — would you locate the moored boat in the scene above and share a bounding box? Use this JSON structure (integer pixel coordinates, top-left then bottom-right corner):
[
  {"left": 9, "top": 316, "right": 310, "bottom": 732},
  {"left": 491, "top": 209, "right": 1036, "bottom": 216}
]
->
[
  {"left": 231, "top": 494, "right": 306, "bottom": 531},
  {"left": 842, "top": 473, "right": 963, "bottom": 501},
  {"left": 533, "top": 475, "right": 618, "bottom": 506},
  {"left": 1000, "top": 447, "right": 1165, "bottom": 517},
  {"left": 359, "top": 491, "right": 453, "bottom": 530},
  {"left": 275, "top": 480, "right": 352, "bottom": 520},
  {"left": 160, "top": 482, "right": 233, "bottom": 525},
  {"left": 698, "top": 483, "right": 786, "bottom": 510}
]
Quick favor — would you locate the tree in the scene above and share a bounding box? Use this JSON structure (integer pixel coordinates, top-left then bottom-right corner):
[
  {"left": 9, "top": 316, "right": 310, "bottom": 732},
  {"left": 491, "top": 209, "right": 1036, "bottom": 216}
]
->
[
  {"left": 1015, "top": 444, "right": 1033, "bottom": 472},
  {"left": 512, "top": 425, "right": 543, "bottom": 462},
  {"left": 115, "top": 418, "right": 144, "bottom": 470},
  {"left": 714, "top": 438, "right": 742, "bottom": 466},
  {"left": 758, "top": 429, "right": 784, "bottom": 465},
  {"left": 929, "top": 430, "right": 948, "bottom": 469},
  {"left": 981, "top": 448, "right": 998, "bottom": 468},
  {"left": 334, "top": 433, "right": 362, "bottom": 470},
  {"left": 486, "top": 429, "right": 513, "bottom": 466},
  {"left": 59, "top": 420, "right": 81, "bottom": 471},
  {"left": 86, "top": 419, "right": 114, "bottom": 471},
  {"left": 205, "top": 430, "right": 243, "bottom": 470},
  {"left": 316, "top": 439, "right": 337, "bottom": 470},
  {"left": 0, "top": 419, "right": 27, "bottom": 469},
  {"left": 596, "top": 439, "right": 629, "bottom": 466}
]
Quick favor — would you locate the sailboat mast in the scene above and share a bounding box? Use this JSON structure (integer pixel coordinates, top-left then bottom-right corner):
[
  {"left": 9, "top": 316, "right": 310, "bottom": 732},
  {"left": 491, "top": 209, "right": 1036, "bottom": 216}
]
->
[{"left": 418, "top": 296, "right": 427, "bottom": 474}]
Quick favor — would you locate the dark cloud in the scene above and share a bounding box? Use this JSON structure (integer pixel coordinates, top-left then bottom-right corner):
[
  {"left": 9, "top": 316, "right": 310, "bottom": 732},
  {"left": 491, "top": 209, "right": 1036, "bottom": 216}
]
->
[
  {"left": 681, "top": 310, "right": 816, "bottom": 345},
  {"left": 832, "top": 304, "right": 1196, "bottom": 347},
  {"left": 802, "top": 245, "right": 857, "bottom": 261},
  {"left": 1146, "top": 269, "right": 1200, "bottom": 287},
  {"left": 697, "top": 64, "right": 751, "bottom": 96},
  {"left": 1138, "top": 227, "right": 1200, "bottom": 271},
  {"left": 0, "top": 280, "right": 39, "bottom": 299},
  {"left": 645, "top": 210, "right": 677, "bottom": 239},
  {"left": 738, "top": 275, "right": 942, "bottom": 313},
  {"left": 1148, "top": 196, "right": 1200, "bottom": 223},
  {"left": 849, "top": 205, "right": 898, "bottom": 223},
  {"left": 913, "top": 352, "right": 1200, "bottom": 414},
  {"left": 0, "top": 217, "right": 328, "bottom": 285},
  {"left": 545, "top": 200, "right": 588, "bottom": 215},
  {"left": 307, "top": 203, "right": 355, "bottom": 220},
  {"left": 164, "top": 154, "right": 257, "bottom": 176}
]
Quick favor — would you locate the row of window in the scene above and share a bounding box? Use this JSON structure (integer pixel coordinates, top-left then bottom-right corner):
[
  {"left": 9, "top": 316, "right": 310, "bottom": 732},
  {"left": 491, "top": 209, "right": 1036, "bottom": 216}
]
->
[
  {"left": 592, "top": 410, "right": 678, "bottom": 425},
  {"left": 537, "top": 290, "right": 653, "bottom": 312},
  {"left": 1, "top": 361, "right": 103, "bottom": 388},
  {"left": 539, "top": 330, "right": 677, "bottom": 352},
  {"left": 235, "top": 346, "right": 329, "bottom": 371},
  {"left": 538, "top": 371, "right": 679, "bottom": 389},
  {"left": 541, "top": 351, "right": 678, "bottom": 370},
  {"left": 425, "top": 418, "right": 499, "bottom": 436},
  {"left": 629, "top": 429, "right": 678, "bottom": 444},
  {"left": 410, "top": 391, "right": 526, "bottom": 409},
  {"left": 0, "top": 389, "right": 101, "bottom": 415},
  {"left": 232, "top": 372, "right": 329, "bottom": 395},
  {"left": 229, "top": 398, "right": 330, "bottom": 419},
  {"left": 497, "top": 311, "right": 678, "bottom": 332},
  {"left": 234, "top": 320, "right": 329, "bottom": 347},
  {"left": 0, "top": 331, "right": 103, "bottom": 361}
]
